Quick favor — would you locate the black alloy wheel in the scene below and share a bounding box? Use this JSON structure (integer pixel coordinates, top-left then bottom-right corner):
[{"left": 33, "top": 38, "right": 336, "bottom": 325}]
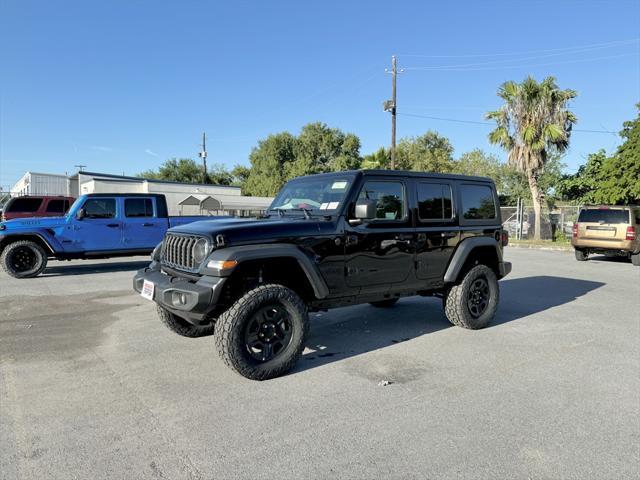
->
[
  {"left": 467, "top": 277, "right": 490, "bottom": 318},
  {"left": 244, "top": 305, "right": 293, "bottom": 362}
]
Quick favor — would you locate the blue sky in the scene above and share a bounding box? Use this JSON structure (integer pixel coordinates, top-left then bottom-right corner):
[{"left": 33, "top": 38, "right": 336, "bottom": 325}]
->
[{"left": 1, "top": 0, "right": 639, "bottom": 191}]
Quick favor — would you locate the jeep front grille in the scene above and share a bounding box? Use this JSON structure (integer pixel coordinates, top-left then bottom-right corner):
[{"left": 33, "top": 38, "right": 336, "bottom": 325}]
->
[{"left": 161, "top": 233, "right": 204, "bottom": 273}]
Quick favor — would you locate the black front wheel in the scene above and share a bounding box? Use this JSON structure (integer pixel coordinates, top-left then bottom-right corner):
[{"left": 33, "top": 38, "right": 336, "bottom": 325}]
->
[
  {"left": 1, "top": 240, "right": 48, "bottom": 279},
  {"left": 214, "top": 284, "right": 308, "bottom": 380},
  {"left": 443, "top": 264, "right": 499, "bottom": 329}
]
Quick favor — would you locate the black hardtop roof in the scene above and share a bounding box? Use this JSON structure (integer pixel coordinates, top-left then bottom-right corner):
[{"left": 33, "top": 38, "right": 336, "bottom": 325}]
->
[{"left": 292, "top": 169, "right": 495, "bottom": 184}]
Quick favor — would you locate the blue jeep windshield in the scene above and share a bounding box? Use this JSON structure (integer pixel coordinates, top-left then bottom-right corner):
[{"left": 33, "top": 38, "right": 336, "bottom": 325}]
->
[{"left": 270, "top": 176, "right": 354, "bottom": 213}]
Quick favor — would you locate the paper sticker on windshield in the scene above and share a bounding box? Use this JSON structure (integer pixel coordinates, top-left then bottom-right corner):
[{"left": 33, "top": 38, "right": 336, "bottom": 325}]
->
[
  {"left": 319, "top": 203, "right": 329, "bottom": 210},
  {"left": 331, "top": 181, "right": 348, "bottom": 190},
  {"left": 328, "top": 202, "right": 340, "bottom": 209}
]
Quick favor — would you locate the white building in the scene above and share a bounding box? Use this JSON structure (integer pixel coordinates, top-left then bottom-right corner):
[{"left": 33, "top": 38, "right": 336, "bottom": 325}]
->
[
  {"left": 10, "top": 172, "right": 73, "bottom": 197},
  {"left": 11, "top": 171, "right": 273, "bottom": 217}
]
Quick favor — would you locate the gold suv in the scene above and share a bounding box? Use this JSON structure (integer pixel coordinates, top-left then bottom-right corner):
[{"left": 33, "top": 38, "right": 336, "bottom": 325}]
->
[{"left": 572, "top": 205, "right": 640, "bottom": 265}]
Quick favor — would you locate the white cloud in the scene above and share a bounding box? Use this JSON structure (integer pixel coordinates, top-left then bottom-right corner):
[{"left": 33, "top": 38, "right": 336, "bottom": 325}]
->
[{"left": 145, "top": 149, "right": 159, "bottom": 157}]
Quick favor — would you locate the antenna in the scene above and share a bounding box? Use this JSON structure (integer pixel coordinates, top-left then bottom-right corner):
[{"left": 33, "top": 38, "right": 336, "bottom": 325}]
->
[{"left": 74, "top": 164, "right": 87, "bottom": 172}]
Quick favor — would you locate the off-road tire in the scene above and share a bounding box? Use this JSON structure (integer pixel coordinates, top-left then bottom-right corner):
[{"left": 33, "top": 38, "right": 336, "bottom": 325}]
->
[
  {"left": 444, "top": 264, "right": 499, "bottom": 330},
  {"left": 214, "top": 284, "right": 308, "bottom": 380},
  {"left": 574, "top": 249, "right": 588, "bottom": 261},
  {"left": 1, "top": 240, "right": 48, "bottom": 279},
  {"left": 370, "top": 298, "right": 399, "bottom": 308},
  {"left": 632, "top": 253, "right": 640, "bottom": 266},
  {"left": 157, "top": 306, "right": 216, "bottom": 338}
]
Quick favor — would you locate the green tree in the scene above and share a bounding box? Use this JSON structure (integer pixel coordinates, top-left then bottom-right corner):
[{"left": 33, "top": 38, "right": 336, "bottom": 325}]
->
[
  {"left": 557, "top": 151, "right": 606, "bottom": 203},
  {"left": 243, "top": 123, "right": 361, "bottom": 196},
  {"left": 593, "top": 105, "right": 640, "bottom": 204},
  {"left": 486, "top": 76, "right": 577, "bottom": 239},
  {"left": 243, "top": 132, "right": 297, "bottom": 196},
  {"left": 230, "top": 165, "right": 251, "bottom": 188},
  {"left": 139, "top": 158, "right": 206, "bottom": 183},
  {"left": 286, "top": 122, "right": 361, "bottom": 179},
  {"left": 361, "top": 147, "right": 390, "bottom": 169},
  {"left": 395, "top": 131, "right": 455, "bottom": 172}
]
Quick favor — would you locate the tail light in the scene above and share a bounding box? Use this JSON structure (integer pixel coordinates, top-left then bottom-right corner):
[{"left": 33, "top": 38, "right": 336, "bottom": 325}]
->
[
  {"left": 572, "top": 223, "right": 579, "bottom": 238},
  {"left": 500, "top": 229, "right": 509, "bottom": 247},
  {"left": 626, "top": 226, "right": 636, "bottom": 241}
]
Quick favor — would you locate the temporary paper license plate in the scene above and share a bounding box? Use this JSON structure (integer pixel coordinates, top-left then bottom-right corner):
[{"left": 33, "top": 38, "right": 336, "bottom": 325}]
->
[{"left": 141, "top": 280, "right": 155, "bottom": 300}]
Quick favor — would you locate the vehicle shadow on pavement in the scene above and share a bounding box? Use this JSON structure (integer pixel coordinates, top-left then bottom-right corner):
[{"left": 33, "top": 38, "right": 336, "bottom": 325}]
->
[
  {"left": 41, "top": 260, "right": 150, "bottom": 277},
  {"left": 298, "top": 298, "right": 451, "bottom": 372},
  {"left": 296, "top": 275, "right": 604, "bottom": 373},
  {"left": 494, "top": 275, "right": 605, "bottom": 326}
]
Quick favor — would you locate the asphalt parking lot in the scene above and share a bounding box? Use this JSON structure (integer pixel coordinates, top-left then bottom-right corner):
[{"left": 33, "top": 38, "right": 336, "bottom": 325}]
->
[{"left": 1, "top": 248, "right": 639, "bottom": 480}]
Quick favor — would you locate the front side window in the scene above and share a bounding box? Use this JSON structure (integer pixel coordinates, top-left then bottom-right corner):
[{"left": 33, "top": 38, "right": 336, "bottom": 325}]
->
[
  {"left": 358, "top": 181, "right": 405, "bottom": 220},
  {"left": 460, "top": 184, "right": 496, "bottom": 220},
  {"left": 125, "top": 198, "right": 154, "bottom": 217},
  {"left": 6, "top": 197, "right": 43, "bottom": 212},
  {"left": 417, "top": 183, "right": 453, "bottom": 220},
  {"left": 270, "top": 176, "right": 354, "bottom": 214},
  {"left": 83, "top": 198, "right": 116, "bottom": 219}
]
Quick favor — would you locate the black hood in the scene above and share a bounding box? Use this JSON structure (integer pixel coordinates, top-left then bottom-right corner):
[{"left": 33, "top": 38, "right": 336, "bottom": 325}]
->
[{"left": 168, "top": 215, "right": 337, "bottom": 244}]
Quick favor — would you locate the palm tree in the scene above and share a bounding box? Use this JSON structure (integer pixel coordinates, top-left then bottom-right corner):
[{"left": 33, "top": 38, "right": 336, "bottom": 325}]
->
[{"left": 486, "top": 76, "right": 577, "bottom": 240}]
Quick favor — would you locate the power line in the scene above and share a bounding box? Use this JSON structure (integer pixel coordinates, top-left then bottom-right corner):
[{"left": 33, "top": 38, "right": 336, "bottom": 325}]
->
[
  {"left": 398, "top": 38, "right": 639, "bottom": 58},
  {"left": 402, "top": 42, "right": 639, "bottom": 70},
  {"left": 397, "top": 112, "right": 619, "bottom": 134},
  {"left": 403, "top": 52, "right": 637, "bottom": 72}
]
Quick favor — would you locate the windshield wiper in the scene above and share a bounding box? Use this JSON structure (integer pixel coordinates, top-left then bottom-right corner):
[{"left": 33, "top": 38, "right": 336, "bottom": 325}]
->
[{"left": 269, "top": 207, "right": 312, "bottom": 219}]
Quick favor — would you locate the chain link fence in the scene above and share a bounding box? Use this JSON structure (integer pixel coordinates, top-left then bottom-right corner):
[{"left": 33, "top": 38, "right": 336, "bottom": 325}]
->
[{"left": 501, "top": 205, "right": 580, "bottom": 240}]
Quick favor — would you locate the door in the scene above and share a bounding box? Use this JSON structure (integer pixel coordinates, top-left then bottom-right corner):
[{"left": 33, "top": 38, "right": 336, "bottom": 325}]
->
[
  {"left": 122, "top": 197, "right": 164, "bottom": 249},
  {"left": 414, "top": 181, "right": 459, "bottom": 281},
  {"left": 344, "top": 179, "right": 414, "bottom": 290},
  {"left": 74, "top": 197, "right": 123, "bottom": 251}
]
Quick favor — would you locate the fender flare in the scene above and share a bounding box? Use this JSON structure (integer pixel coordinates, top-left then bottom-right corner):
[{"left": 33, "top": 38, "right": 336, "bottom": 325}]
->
[
  {"left": 444, "top": 236, "right": 502, "bottom": 283},
  {"left": 0, "top": 232, "right": 58, "bottom": 255},
  {"left": 205, "top": 244, "right": 330, "bottom": 299}
]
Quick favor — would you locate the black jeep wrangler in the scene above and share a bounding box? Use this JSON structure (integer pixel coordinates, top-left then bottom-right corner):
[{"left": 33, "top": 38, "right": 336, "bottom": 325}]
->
[{"left": 134, "top": 170, "right": 511, "bottom": 380}]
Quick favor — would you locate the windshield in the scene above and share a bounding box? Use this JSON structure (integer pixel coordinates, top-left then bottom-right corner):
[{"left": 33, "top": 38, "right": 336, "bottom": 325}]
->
[{"left": 269, "top": 175, "right": 354, "bottom": 214}]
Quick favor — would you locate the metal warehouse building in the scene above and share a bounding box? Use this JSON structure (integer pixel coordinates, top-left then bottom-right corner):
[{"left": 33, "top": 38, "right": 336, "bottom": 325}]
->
[{"left": 10, "top": 171, "right": 273, "bottom": 217}]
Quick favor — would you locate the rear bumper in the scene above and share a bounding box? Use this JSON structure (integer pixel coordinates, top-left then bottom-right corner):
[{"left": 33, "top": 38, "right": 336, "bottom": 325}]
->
[
  {"left": 498, "top": 261, "right": 512, "bottom": 278},
  {"left": 133, "top": 265, "right": 226, "bottom": 323},
  {"left": 572, "top": 238, "right": 638, "bottom": 254}
]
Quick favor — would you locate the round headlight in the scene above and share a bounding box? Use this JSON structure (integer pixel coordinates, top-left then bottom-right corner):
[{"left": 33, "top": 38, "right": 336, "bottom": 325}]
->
[{"left": 193, "top": 238, "right": 210, "bottom": 264}]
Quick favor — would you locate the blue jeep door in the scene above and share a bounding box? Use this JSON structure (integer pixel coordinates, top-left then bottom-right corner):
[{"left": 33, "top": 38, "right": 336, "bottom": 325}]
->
[
  {"left": 122, "top": 197, "right": 164, "bottom": 249},
  {"left": 74, "top": 197, "right": 123, "bottom": 252}
]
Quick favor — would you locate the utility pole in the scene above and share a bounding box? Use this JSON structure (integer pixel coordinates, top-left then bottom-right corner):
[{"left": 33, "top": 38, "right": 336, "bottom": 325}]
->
[
  {"left": 198, "top": 132, "right": 208, "bottom": 184},
  {"left": 384, "top": 56, "right": 403, "bottom": 169}
]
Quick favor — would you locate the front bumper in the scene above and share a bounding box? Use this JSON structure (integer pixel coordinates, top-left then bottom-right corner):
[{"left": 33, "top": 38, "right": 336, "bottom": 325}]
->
[
  {"left": 498, "top": 261, "right": 512, "bottom": 278},
  {"left": 133, "top": 264, "right": 226, "bottom": 323}
]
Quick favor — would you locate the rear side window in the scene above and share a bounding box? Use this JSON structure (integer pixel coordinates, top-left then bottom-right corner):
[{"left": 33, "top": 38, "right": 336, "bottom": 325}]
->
[
  {"left": 417, "top": 183, "right": 453, "bottom": 220},
  {"left": 460, "top": 184, "right": 496, "bottom": 220},
  {"left": 6, "top": 197, "right": 43, "bottom": 212},
  {"left": 578, "top": 209, "right": 629, "bottom": 224},
  {"left": 358, "top": 181, "right": 405, "bottom": 220},
  {"left": 83, "top": 198, "right": 116, "bottom": 219},
  {"left": 45, "top": 199, "right": 69, "bottom": 213},
  {"left": 125, "top": 198, "right": 154, "bottom": 217}
]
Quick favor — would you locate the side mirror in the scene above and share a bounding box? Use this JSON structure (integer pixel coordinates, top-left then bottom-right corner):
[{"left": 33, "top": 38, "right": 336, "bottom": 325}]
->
[
  {"left": 75, "top": 208, "right": 85, "bottom": 220},
  {"left": 354, "top": 199, "right": 377, "bottom": 220}
]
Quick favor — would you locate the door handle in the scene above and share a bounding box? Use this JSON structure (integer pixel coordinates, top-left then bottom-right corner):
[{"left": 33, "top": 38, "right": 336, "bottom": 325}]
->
[
  {"left": 106, "top": 223, "right": 120, "bottom": 228},
  {"left": 441, "top": 232, "right": 456, "bottom": 239},
  {"left": 142, "top": 223, "right": 155, "bottom": 227}
]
